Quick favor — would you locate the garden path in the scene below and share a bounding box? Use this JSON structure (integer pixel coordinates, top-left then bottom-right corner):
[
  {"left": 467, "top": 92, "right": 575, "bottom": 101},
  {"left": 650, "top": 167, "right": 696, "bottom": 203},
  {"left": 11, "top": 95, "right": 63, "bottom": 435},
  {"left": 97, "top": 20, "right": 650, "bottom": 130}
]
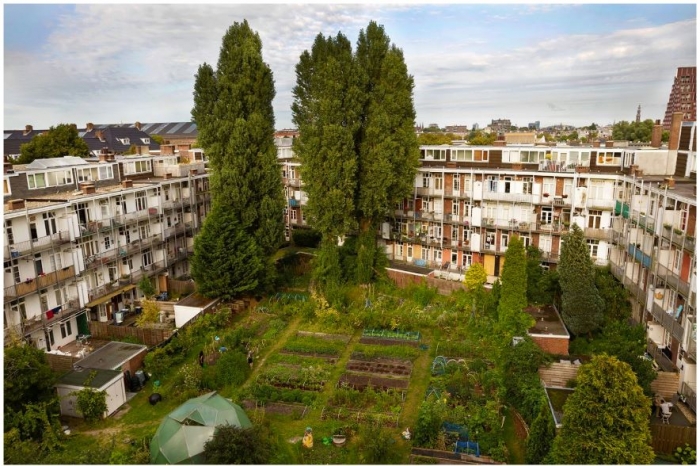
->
[{"left": 397, "top": 332, "right": 433, "bottom": 427}]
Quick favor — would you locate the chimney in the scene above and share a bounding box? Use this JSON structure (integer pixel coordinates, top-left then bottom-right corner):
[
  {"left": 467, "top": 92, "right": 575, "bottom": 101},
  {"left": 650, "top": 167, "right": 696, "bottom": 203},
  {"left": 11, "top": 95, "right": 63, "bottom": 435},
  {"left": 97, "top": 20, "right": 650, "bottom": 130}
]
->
[
  {"left": 164, "top": 172, "right": 172, "bottom": 180},
  {"left": 23, "top": 125, "right": 33, "bottom": 136},
  {"left": 121, "top": 179, "right": 133, "bottom": 189},
  {"left": 651, "top": 119, "right": 663, "bottom": 148},
  {"left": 177, "top": 144, "right": 190, "bottom": 153},
  {"left": 86, "top": 122, "right": 94, "bottom": 132},
  {"left": 493, "top": 140, "right": 506, "bottom": 147},
  {"left": 98, "top": 154, "right": 108, "bottom": 163},
  {"left": 95, "top": 130, "right": 105, "bottom": 142},
  {"left": 592, "top": 141, "right": 601, "bottom": 148},
  {"left": 135, "top": 121, "right": 142, "bottom": 131},
  {"left": 161, "top": 144, "right": 175, "bottom": 155},
  {"left": 668, "top": 112, "right": 683, "bottom": 150},
  {"left": 80, "top": 183, "right": 95, "bottom": 195},
  {"left": 605, "top": 140, "right": 614, "bottom": 148},
  {"left": 7, "top": 199, "right": 25, "bottom": 210}
]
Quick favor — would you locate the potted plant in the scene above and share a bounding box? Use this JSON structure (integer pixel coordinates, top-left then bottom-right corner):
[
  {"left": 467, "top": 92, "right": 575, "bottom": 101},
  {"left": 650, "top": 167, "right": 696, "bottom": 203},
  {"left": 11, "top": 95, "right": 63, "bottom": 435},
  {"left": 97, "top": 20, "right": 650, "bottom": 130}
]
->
[
  {"left": 674, "top": 228, "right": 684, "bottom": 236},
  {"left": 543, "top": 193, "right": 550, "bottom": 198},
  {"left": 663, "top": 223, "right": 672, "bottom": 230}
]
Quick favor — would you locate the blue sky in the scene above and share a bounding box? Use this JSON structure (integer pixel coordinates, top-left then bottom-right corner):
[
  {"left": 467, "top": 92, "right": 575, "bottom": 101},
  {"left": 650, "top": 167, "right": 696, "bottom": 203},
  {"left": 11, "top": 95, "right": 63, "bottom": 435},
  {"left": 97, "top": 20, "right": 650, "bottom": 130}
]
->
[{"left": 3, "top": 3, "right": 697, "bottom": 130}]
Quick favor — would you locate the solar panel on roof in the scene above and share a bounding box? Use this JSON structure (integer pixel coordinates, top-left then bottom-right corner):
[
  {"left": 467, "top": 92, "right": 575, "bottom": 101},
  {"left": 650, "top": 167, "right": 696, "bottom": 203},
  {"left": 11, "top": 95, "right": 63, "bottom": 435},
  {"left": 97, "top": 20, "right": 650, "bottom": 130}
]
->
[
  {"left": 183, "top": 123, "right": 198, "bottom": 134},
  {"left": 78, "top": 131, "right": 86, "bottom": 137},
  {"left": 152, "top": 123, "right": 169, "bottom": 134},
  {"left": 167, "top": 122, "right": 187, "bottom": 134},
  {"left": 141, "top": 123, "right": 156, "bottom": 132},
  {"left": 4, "top": 133, "right": 11, "bottom": 139}
]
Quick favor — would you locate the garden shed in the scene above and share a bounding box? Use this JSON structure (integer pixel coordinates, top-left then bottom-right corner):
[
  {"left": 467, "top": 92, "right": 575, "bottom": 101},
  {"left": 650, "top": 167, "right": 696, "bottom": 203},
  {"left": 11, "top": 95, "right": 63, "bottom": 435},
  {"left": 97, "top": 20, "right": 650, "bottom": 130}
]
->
[
  {"left": 74, "top": 341, "right": 148, "bottom": 376},
  {"left": 173, "top": 293, "right": 220, "bottom": 328},
  {"left": 150, "top": 391, "right": 251, "bottom": 464},
  {"left": 55, "top": 368, "right": 125, "bottom": 418}
]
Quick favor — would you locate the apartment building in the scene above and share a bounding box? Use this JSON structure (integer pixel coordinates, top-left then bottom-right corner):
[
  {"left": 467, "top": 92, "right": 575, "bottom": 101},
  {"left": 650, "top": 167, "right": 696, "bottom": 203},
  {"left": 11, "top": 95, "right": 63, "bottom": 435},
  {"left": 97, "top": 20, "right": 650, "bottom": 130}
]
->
[
  {"left": 3, "top": 145, "right": 210, "bottom": 351},
  {"left": 276, "top": 114, "right": 696, "bottom": 409},
  {"left": 663, "top": 66, "right": 696, "bottom": 130},
  {"left": 276, "top": 136, "right": 309, "bottom": 241}
]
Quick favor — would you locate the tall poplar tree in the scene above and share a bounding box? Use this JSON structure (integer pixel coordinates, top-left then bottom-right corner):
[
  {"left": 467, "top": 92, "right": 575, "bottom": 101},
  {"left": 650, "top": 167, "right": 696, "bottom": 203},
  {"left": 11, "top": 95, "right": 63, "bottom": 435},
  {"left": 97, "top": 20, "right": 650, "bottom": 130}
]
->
[
  {"left": 558, "top": 224, "right": 604, "bottom": 336},
  {"left": 291, "top": 32, "right": 360, "bottom": 289},
  {"left": 497, "top": 235, "right": 534, "bottom": 337},
  {"left": 292, "top": 21, "right": 419, "bottom": 287},
  {"left": 191, "top": 20, "right": 285, "bottom": 296},
  {"left": 354, "top": 21, "right": 420, "bottom": 283}
]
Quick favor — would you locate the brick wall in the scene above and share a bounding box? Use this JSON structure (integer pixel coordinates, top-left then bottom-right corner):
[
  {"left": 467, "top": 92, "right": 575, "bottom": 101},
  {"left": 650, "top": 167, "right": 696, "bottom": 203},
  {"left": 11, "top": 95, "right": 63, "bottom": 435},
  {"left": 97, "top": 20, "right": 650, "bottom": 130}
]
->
[
  {"left": 46, "top": 353, "right": 81, "bottom": 375},
  {"left": 386, "top": 268, "right": 467, "bottom": 296},
  {"left": 531, "top": 335, "right": 569, "bottom": 355}
]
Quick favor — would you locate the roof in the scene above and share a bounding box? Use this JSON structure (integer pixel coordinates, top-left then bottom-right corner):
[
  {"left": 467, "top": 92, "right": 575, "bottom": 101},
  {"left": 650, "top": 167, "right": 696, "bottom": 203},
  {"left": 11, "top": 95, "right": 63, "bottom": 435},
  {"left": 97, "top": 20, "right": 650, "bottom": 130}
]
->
[
  {"left": 57, "top": 368, "right": 122, "bottom": 389},
  {"left": 75, "top": 341, "right": 147, "bottom": 371},
  {"left": 526, "top": 305, "right": 569, "bottom": 337},
  {"left": 176, "top": 292, "right": 219, "bottom": 309},
  {"left": 82, "top": 127, "right": 160, "bottom": 153},
  {"left": 139, "top": 122, "right": 198, "bottom": 137}
]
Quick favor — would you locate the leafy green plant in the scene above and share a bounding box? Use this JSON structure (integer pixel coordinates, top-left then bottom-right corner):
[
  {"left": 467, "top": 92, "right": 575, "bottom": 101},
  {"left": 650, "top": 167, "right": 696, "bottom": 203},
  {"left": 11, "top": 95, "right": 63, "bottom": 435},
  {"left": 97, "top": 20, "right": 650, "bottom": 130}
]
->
[
  {"left": 214, "top": 350, "right": 249, "bottom": 387},
  {"left": 75, "top": 371, "right": 108, "bottom": 423},
  {"left": 282, "top": 335, "right": 346, "bottom": 355},
  {"left": 674, "top": 444, "right": 696, "bottom": 465}
]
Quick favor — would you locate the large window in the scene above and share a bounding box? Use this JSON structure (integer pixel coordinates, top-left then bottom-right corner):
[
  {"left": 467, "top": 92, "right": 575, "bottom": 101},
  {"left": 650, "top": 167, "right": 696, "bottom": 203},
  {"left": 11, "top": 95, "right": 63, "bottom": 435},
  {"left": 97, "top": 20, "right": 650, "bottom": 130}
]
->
[
  {"left": 76, "top": 166, "right": 113, "bottom": 182},
  {"left": 423, "top": 149, "right": 447, "bottom": 160},
  {"left": 451, "top": 149, "right": 489, "bottom": 162},
  {"left": 135, "top": 191, "right": 147, "bottom": 211},
  {"left": 27, "top": 170, "right": 73, "bottom": 189},
  {"left": 587, "top": 239, "right": 599, "bottom": 257},
  {"left": 596, "top": 151, "right": 622, "bottom": 166},
  {"left": 124, "top": 160, "right": 152, "bottom": 175}
]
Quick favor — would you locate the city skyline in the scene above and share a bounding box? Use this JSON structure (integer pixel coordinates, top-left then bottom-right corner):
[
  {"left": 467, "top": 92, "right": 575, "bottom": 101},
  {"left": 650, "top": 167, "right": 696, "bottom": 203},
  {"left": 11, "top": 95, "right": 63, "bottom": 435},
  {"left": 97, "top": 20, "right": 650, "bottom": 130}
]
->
[{"left": 4, "top": 3, "right": 697, "bottom": 131}]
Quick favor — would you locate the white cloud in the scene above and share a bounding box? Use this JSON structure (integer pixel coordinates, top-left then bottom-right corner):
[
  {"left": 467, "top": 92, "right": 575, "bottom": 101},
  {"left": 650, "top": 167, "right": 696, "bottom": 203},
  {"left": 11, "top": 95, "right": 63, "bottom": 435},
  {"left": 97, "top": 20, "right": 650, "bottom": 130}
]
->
[{"left": 3, "top": 5, "right": 696, "bottom": 129}]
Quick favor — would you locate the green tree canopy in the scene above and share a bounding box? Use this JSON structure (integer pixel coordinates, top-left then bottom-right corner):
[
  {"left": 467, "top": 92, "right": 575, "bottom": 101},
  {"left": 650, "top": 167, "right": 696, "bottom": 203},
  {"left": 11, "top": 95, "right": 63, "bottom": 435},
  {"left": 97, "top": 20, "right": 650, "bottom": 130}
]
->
[
  {"left": 548, "top": 354, "right": 655, "bottom": 464},
  {"left": 17, "top": 124, "right": 90, "bottom": 164},
  {"left": 203, "top": 424, "right": 270, "bottom": 464},
  {"left": 612, "top": 119, "right": 655, "bottom": 142},
  {"left": 190, "top": 20, "right": 285, "bottom": 297},
  {"left": 292, "top": 21, "right": 419, "bottom": 288},
  {"left": 468, "top": 130, "right": 496, "bottom": 145},
  {"left": 558, "top": 224, "right": 604, "bottom": 336},
  {"left": 497, "top": 236, "right": 534, "bottom": 337},
  {"left": 525, "top": 399, "right": 556, "bottom": 463},
  {"left": 417, "top": 132, "right": 456, "bottom": 145},
  {"left": 191, "top": 204, "right": 265, "bottom": 299},
  {"left": 4, "top": 340, "right": 57, "bottom": 413}
]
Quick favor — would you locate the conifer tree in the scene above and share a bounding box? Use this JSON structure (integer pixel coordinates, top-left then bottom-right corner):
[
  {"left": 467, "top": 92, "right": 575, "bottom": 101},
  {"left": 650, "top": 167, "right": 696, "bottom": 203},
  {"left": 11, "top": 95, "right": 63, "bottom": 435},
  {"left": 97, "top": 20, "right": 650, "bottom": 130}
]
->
[
  {"left": 558, "top": 224, "right": 604, "bottom": 336},
  {"left": 191, "top": 20, "right": 285, "bottom": 296},
  {"left": 548, "top": 354, "right": 655, "bottom": 464},
  {"left": 497, "top": 236, "right": 534, "bottom": 337},
  {"left": 291, "top": 21, "right": 419, "bottom": 287}
]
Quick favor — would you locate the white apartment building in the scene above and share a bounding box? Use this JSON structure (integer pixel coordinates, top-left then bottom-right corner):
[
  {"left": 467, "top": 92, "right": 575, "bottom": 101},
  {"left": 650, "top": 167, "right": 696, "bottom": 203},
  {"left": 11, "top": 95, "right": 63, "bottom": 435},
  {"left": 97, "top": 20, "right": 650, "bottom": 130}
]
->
[{"left": 3, "top": 145, "right": 210, "bottom": 351}]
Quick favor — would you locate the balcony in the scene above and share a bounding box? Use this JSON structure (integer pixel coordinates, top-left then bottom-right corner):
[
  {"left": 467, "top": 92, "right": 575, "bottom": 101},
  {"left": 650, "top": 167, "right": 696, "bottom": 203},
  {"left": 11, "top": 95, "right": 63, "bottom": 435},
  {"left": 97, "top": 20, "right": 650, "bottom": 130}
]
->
[
  {"left": 541, "top": 251, "right": 560, "bottom": 263},
  {"left": 647, "top": 339, "right": 678, "bottom": 373},
  {"left": 4, "top": 265, "right": 76, "bottom": 302},
  {"left": 415, "top": 187, "right": 444, "bottom": 197},
  {"left": 656, "top": 263, "right": 691, "bottom": 297},
  {"left": 482, "top": 191, "right": 533, "bottom": 203},
  {"left": 286, "top": 178, "right": 302, "bottom": 187},
  {"left": 20, "top": 297, "right": 81, "bottom": 337},
  {"left": 614, "top": 200, "right": 631, "bottom": 218},
  {"left": 681, "top": 381, "right": 696, "bottom": 414},
  {"left": 584, "top": 228, "right": 613, "bottom": 241},
  {"left": 649, "top": 301, "right": 685, "bottom": 342},
  {"left": 587, "top": 198, "right": 616, "bottom": 209},
  {"left": 628, "top": 244, "right": 652, "bottom": 268},
  {"left": 6, "top": 230, "right": 71, "bottom": 260},
  {"left": 538, "top": 160, "right": 580, "bottom": 172}
]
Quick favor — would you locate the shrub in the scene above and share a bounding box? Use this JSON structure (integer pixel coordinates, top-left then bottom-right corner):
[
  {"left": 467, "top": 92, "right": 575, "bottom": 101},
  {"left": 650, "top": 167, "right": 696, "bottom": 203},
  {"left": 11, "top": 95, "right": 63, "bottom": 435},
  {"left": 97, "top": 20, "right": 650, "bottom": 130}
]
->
[
  {"left": 292, "top": 228, "right": 322, "bottom": 248},
  {"left": 75, "top": 371, "right": 108, "bottom": 423},
  {"left": 675, "top": 444, "right": 696, "bottom": 465},
  {"left": 215, "top": 351, "right": 249, "bottom": 387}
]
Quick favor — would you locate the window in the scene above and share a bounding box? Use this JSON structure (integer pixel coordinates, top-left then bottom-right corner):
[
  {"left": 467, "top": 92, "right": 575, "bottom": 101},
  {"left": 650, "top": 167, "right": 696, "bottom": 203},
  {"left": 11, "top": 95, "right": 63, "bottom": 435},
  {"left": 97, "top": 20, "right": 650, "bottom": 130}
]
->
[
  {"left": 474, "top": 149, "right": 489, "bottom": 162},
  {"left": 142, "top": 250, "right": 153, "bottom": 267},
  {"left": 596, "top": 151, "right": 622, "bottom": 166},
  {"left": 423, "top": 149, "right": 446, "bottom": 160},
  {"left": 407, "top": 245, "right": 413, "bottom": 259},
  {"left": 5, "top": 259, "right": 19, "bottom": 283},
  {"left": 487, "top": 176, "right": 498, "bottom": 193},
  {"left": 11, "top": 298, "right": 27, "bottom": 320},
  {"left": 60, "top": 321, "right": 72, "bottom": 339},
  {"left": 433, "top": 249, "right": 442, "bottom": 262},
  {"left": 673, "top": 249, "right": 682, "bottom": 271},
  {"left": 520, "top": 235, "right": 531, "bottom": 248},
  {"left": 141, "top": 138, "right": 150, "bottom": 144},
  {"left": 588, "top": 210, "right": 602, "bottom": 228},
  {"left": 43, "top": 212, "right": 57, "bottom": 236},
  {"left": 3, "top": 179, "right": 10, "bottom": 195},
  {"left": 125, "top": 160, "right": 152, "bottom": 175},
  {"left": 422, "top": 175, "right": 430, "bottom": 188},
  {"left": 452, "top": 175, "right": 460, "bottom": 192},
  {"left": 501, "top": 234, "right": 509, "bottom": 249},
  {"left": 98, "top": 165, "right": 114, "bottom": 180},
  {"left": 462, "top": 253, "right": 472, "bottom": 268},
  {"left": 27, "top": 170, "right": 73, "bottom": 189},
  {"left": 433, "top": 174, "right": 443, "bottom": 190},
  {"left": 49, "top": 252, "right": 62, "bottom": 271},
  {"left": 463, "top": 228, "right": 472, "bottom": 243},
  {"left": 135, "top": 191, "right": 147, "bottom": 211},
  {"left": 542, "top": 178, "right": 555, "bottom": 196},
  {"left": 452, "top": 149, "right": 473, "bottom": 161},
  {"left": 485, "top": 232, "right": 496, "bottom": 248},
  {"left": 290, "top": 209, "right": 297, "bottom": 220},
  {"left": 587, "top": 239, "right": 599, "bottom": 257},
  {"left": 104, "top": 235, "right": 112, "bottom": 250},
  {"left": 34, "top": 253, "right": 43, "bottom": 275},
  {"left": 541, "top": 207, "right": 553, "bottom": 224},
  {"left": 396, "top": 243, "right": 403, "bottom": 257},
  {"left": 47, "top": 328, "right": 55, "bottom": 347}
]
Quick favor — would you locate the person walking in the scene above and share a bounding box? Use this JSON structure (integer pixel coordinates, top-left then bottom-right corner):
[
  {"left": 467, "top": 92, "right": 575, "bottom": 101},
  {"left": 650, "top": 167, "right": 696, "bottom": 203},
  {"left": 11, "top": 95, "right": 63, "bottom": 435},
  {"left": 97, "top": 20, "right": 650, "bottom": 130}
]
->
[{"left": 247, "top": 351, "right": 254, "bottom": 369}]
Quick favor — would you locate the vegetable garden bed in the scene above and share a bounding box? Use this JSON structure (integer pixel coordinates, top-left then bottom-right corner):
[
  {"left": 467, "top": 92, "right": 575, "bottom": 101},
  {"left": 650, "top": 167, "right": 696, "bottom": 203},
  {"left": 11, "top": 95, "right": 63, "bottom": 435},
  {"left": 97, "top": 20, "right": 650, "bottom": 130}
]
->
[
  {"left": 337, "top": 372, "right": 410, "bottom": 391},
  {"left": 359, "top": 336, "right": 421, "bottom": 347},
  {"left": 320, "top": 405, "right": 400, "bottom": 427},
  {"left": 345, "top": 358, "right": 413, "bottom": 377}
]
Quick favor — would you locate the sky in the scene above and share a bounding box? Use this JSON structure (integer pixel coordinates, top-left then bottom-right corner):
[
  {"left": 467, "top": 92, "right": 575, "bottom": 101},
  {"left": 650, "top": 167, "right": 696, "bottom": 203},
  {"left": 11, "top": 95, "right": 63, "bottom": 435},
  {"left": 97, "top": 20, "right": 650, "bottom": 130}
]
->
[{"left": 3, "top": 2, "right": 697, "bottom": 131}]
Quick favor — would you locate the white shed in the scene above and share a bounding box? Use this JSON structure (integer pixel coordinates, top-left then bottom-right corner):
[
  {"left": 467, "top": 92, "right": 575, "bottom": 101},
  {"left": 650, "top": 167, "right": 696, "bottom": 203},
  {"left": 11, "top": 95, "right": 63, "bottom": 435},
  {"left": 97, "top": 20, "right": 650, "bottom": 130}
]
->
[
  {"left": 173, "top": 293, "right": 220, "bottom": 328},
  {"left": 55, "top": 368, "right": 126, "bottom": 418}
]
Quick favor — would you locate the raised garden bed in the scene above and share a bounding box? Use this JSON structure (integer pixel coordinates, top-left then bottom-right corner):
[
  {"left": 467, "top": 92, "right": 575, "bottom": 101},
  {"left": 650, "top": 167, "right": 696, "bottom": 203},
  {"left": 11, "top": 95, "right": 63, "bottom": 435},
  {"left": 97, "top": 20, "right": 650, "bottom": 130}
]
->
[
  {"left": 242, "top": 399, "right": 309, "bottom": 417},
  {"left": 282, "top": 334, "right": 347, "bottom": 356},
  {"left": 297, "top": 331, "right": 352, "bottom": 342},
  {"left": 337, "top": 372, "right": 410, "bottom": 391},
  {"left": 278, "top": 350, "right": 339, "bottom": 362},
  {"left": 345, "top": 358, "right": 413, "bottom": 377},
  {"left": 257, "top": 363, "right": 329, "bottom": 391}
]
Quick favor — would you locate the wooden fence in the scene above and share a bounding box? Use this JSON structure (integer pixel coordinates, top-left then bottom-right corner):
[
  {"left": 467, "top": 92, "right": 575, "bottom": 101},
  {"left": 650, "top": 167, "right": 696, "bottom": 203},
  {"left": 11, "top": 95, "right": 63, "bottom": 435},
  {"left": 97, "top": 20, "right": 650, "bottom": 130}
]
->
[
  {"left": 650, "top": 424, "right": 696, "bottom": 455},
  {"left": 88, "top": 321, "right": 174, "bottom": 347},
  {"left": 167, "top": 278, "right": 196, "bottom": 298}
]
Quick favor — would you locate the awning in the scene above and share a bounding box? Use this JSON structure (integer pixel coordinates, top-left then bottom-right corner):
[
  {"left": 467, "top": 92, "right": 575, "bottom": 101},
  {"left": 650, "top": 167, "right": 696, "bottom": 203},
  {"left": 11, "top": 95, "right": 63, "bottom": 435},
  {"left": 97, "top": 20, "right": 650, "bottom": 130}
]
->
[{"left": 85, "top": 284, "right": 136, "bottom": 308}]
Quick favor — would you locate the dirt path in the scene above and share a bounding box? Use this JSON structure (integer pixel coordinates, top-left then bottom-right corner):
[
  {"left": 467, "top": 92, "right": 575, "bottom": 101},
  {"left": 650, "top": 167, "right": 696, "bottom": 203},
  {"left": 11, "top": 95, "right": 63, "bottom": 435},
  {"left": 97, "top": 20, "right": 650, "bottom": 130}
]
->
[{"left": 80, "top": 421, "right": 153, "bottom": 438}]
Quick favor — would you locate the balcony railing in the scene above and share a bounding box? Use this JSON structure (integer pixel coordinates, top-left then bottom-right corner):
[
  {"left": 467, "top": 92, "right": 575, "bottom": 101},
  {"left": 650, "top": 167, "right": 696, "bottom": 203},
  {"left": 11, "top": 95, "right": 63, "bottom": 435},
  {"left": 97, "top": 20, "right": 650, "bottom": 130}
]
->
[
  {"left": 650, "top": 301, "right": 685, "bottom": 342},
  {"left": 6, "top": 230, "right": 71, "bottom": 259},
  {"left": 647, "top": 339, "right": 678, "bottom": 373},
  {"left": 4, "top": 265, "right": 76, "bottom": 302},
  {"left": 482, "top": 191, "right": 533, "bottom": 203},
  {"left": 656, "top": 263, "right": 691, "bottom": 297},
  {"left": 584, "top": 228, "right": 613, "bottom": 241},
  {"left": 18, "top": 297, "right": 81, "bottom": 336},
  {"left": 415, "top": 187, "right": 444, "bottom": 197}
]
